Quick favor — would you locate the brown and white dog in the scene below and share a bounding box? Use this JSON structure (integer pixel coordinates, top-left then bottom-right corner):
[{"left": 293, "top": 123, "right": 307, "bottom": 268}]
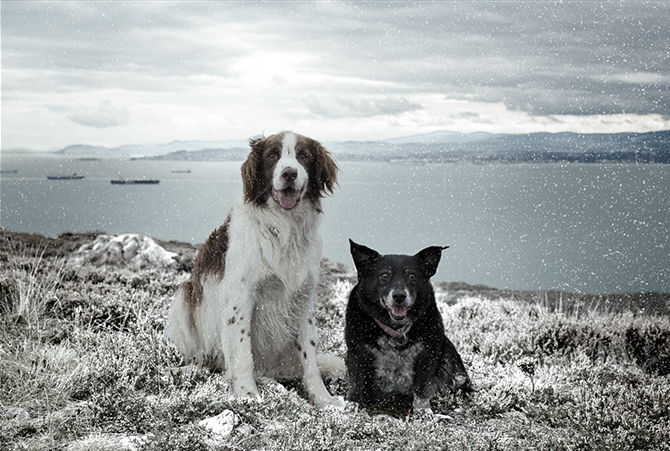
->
[{"left": 166, "top": 131, "right": 344, "bottom": 408}]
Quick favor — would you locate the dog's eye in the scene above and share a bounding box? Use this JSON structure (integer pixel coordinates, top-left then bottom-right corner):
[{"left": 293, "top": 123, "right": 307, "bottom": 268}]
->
[
  {"left": 267, "top": 150, "right": 279, "bottom": 160},
  {"left": 380, "top": 273, "right": 391, "bottom": 283},
  {"left": 407, "top": 272, "right": 417, "bottom": 282},
  {"left": 297, "top": 151, "right": 310, "bottom": 161}
]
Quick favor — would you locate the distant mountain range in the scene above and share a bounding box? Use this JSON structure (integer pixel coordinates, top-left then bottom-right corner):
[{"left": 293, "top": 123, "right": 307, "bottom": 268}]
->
[
  {"left": 49, "top": 130, "right": 670, "bottom": 164},
  {"left": 53, "top": 139, "right": 249, "bottom": 159},
  {"left": 324, "top": 130, "right": 670, "bottom": 164}
]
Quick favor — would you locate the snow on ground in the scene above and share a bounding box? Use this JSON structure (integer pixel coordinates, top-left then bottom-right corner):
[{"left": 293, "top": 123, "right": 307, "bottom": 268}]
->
[{"left": 68, "top": 233, "right": 179, "bottom": 270}]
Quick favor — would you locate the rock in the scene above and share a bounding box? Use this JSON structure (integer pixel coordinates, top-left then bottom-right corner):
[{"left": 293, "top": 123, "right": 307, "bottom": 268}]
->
[
  {"left": 198, "top": 409, "right": 241, "bottom": 438},
  {"left": 69, "top": 233, "right": 178, "bottom": 270}
]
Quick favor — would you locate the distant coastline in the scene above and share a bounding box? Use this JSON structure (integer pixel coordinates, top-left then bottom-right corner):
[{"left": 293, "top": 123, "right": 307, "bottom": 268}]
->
[
  {"left": 3, "top": 130, "right": 669, "bottom": 164},
  {"left": 131, "top": 130, "right": 670, "bottom": 164}
]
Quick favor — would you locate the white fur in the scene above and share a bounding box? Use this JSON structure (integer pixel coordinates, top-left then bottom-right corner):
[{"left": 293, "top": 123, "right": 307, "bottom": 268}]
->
[
  {"left": 166, "top": 132, "right": 344, "bottom": 409},
  {"left": 369, "top": 336, "right": 424, "bottom": 395},
  {"left": 273, "top": 132, "right": 309, "bottom": 192}
]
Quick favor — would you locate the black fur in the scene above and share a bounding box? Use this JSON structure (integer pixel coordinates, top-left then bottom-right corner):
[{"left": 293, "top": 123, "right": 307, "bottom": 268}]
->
[{"left": 344, "top": 240, "right": 471, "bottom": 417}]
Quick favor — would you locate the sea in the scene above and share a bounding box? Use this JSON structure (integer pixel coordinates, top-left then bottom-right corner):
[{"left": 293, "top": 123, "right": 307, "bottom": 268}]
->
[{"left": 1, "top": 153, "right": 669, "bottom": 295}]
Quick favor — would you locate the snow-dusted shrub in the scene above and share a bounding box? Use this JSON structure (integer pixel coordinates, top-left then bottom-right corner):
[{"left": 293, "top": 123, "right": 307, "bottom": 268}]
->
[
  {"left": 624, "top": 323, "right": 670, "bottom": 376},
  {"left": 527, "top": 313, "right": 670, "bottom": 376},
  {"left": 441, "top": 296, "right": 533, "bottom": 364},
  {"left": 531, "top": 317, "right": 614, "bottom": 361}
]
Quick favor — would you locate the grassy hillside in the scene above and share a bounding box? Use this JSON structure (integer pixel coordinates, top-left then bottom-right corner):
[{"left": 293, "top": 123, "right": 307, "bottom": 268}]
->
[{"left": 1, "top": 230, "right": 669, "bottom": 450}]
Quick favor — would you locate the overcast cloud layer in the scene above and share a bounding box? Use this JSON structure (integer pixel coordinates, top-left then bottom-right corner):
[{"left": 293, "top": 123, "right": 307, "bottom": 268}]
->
[{"left": 2, "top": 1, "right": 670, "bottom": 150}]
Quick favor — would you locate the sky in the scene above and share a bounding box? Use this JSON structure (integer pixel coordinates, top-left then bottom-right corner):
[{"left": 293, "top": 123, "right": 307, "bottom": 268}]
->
[{"left": 2, "top": 0, "right": 670, "bottom": 151}]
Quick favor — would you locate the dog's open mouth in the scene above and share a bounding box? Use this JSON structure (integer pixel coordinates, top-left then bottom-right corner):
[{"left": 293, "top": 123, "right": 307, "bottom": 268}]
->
[
  {"left": 272, "top": 187, "right": 303, "bottom": 210},
  {"left": 386, "top": 305, "right": 410, "bottom": 320}
]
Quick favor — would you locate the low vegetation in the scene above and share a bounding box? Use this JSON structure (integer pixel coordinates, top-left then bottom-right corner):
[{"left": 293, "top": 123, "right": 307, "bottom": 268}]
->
[{"left": 1, "top": 230, "right": 669, "bottom": 450}]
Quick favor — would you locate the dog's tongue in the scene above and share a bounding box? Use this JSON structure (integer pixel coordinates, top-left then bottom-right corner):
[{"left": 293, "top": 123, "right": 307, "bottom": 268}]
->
[
  {"left": 390, "top": 306, "right": 408, "bottom": 318},
  {"left": 272, "top": 188, "right": 301, "bottom": 210}
]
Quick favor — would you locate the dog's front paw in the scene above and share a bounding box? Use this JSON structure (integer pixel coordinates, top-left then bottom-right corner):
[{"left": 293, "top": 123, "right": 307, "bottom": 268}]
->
[
  {"left": 315, "top": 395, "right": 346, "bottom": 411},
  {"left": 412, "top": 396, "right": 434, "bottom": 420},
  {"left": 412, "top": 406, "right": 435, "bottom": 421}
]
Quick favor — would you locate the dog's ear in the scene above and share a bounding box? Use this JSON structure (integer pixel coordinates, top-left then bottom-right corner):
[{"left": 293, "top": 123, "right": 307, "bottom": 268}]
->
[
  {"left": 415, "top": 246, "right": 449, "bottom": 278},
  {"left": 242, "top": 136, "right": 264, "bottom": 204},
  {"left": 312, "top": 139, "right": 339, "bottom": 197},
  {"left": 349, "top": 239, "right": 381, "bottom": 277}
]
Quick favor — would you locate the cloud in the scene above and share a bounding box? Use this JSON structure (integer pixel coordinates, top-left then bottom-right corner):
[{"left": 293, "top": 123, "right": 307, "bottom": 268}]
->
[
  {"left": 68, "top": 100, "right": 132, "bottom": 128},
  {"left": 2, "top": 1, "right": 670, "bottom": 148},
  {"left": 304, "top": 95, "right": 422, "bottom": 119},
  {"left": 305, "top": 2, "right": 670, "bottom": 117}
]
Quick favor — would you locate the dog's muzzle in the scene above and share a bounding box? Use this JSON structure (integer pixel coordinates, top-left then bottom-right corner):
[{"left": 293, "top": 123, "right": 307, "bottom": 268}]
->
[
  {"left": 382, "top": 290, "right": 412, "bottom": 320},
  {"left": 272, "top": 167, "right": 304, "bottom": 210}
]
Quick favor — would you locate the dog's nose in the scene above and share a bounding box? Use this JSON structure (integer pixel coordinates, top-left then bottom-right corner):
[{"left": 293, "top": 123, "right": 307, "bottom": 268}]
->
[
  {"left": 392, "top": 291, "right": 407, "bottom": 305},
  {"left": 281, "top": 167, "right": 298, "bottom": 182}
]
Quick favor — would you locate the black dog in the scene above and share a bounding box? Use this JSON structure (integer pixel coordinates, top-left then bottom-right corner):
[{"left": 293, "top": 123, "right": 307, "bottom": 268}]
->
[{"left": 345, "top": 240, "right": 471, "bottom": 418}]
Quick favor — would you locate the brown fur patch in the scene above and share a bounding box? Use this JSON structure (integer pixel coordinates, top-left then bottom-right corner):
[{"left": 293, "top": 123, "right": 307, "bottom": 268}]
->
[{"left": 181, "top": 214, "right": 231, "bottom": 317}]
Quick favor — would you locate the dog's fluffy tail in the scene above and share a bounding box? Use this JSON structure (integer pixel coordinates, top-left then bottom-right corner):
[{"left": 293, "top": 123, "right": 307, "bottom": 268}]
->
[{"left": 316, "top": 353, "right": 347, "bottom": 380}]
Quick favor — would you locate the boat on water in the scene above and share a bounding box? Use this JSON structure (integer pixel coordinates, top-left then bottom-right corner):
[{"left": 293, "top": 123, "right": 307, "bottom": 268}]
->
[
  {"left": 171, "top": 169, "right": 191, "bottom": 173},
  {"left": 111, "top": 178, "right": 160, "bottom": 185},
  {"left": 47, "top": 173, "right": 85, "bottom": 180}
]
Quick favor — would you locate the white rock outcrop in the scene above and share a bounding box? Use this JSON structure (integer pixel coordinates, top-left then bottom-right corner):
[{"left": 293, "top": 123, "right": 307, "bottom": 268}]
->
[{"left": 69, "top": 234, "right": 178, "bottom": 270}]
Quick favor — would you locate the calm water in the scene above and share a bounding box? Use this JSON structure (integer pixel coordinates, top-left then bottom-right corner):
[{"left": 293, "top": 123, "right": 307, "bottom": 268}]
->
[{"left": 1, "top": 153, "right": 669, "bottom": 294}]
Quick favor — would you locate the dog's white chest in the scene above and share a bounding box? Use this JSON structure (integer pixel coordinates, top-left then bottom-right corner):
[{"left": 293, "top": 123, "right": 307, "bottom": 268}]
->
[{"left": 369, "top": 336, "right": 424, "bottom": 395}]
